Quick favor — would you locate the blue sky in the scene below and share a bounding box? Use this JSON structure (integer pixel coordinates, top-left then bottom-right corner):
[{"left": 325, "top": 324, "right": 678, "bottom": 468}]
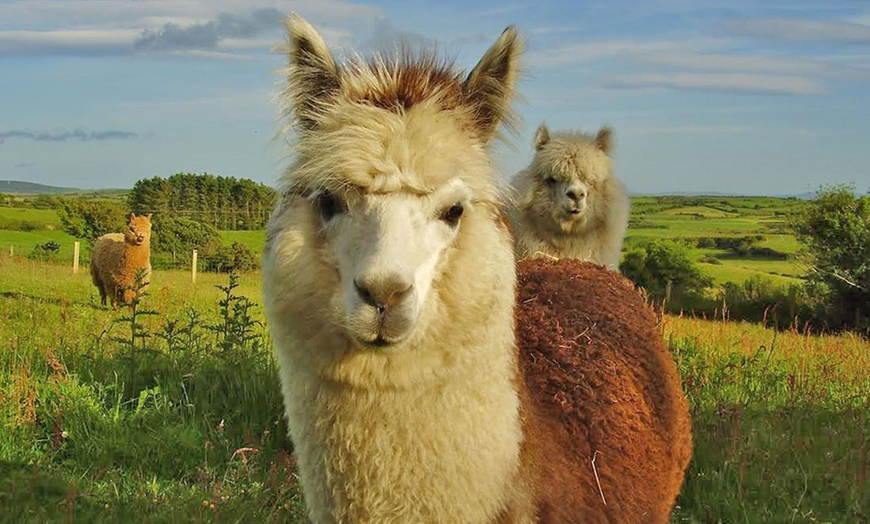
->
[{"left": 1, "top": 0, "right": 868, "bottom": 195}]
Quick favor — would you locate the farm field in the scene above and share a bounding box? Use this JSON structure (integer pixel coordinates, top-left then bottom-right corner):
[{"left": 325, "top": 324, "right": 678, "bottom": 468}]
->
[
  {"left": 1, "top": 255, "right": 868, "bottom": 522},
  {"left": 626, "top": 196, "right": 805, "bottom": 285},
  {"left": 1, "top": 195, "right": 807, "bottom": 286}
]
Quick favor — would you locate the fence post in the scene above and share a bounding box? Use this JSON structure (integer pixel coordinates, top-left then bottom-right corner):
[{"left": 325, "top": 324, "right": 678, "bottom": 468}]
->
[
  {"left": 192, "top": 249, "right": 198, "bottom": 283},
  {"left": 73, "top": 242, "right": 80, "bottom": 273}
]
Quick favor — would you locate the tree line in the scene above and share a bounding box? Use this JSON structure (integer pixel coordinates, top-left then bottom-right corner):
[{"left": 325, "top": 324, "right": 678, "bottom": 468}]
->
[{"left": 128, "top": 173, "right": 276, "bottom": 230}]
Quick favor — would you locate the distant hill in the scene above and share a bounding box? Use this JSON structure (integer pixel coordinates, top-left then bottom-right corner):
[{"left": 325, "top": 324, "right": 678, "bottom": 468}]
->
[
  {"left": 0, "top": 180, "right": 128, "bottom": 197},
  {"left": 0, "top": 180, "right": 79, "bottom": 194}
]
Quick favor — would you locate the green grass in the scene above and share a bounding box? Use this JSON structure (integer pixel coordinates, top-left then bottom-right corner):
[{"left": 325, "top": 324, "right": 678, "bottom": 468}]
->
[
  {"left": 626, "top": 196, "right": 807, "bottom": 286},
  {"left": 220, "top": 230, "right": 266, "bottom": 255},
  {"left": 664, "top": 315, "right": 870, "bottom": 522},
  {"left": 0, "top": 257, "right": 304, "bottom": 523},
  {"left": 1, "top": 255, "right": 868, "bottom": 522},
  {"left": 0, "top": 206, "right": 62, "bottom": 228},
  {"left": 0, "top": 229, "right": 86, "bottom": 263}
]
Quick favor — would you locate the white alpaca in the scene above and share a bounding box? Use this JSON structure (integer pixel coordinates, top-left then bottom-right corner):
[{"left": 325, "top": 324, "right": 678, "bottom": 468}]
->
[
  {"left": 508, "top": 124, "right": 630, "bottom": 270},
  {"left": 263, "top": 15, "right": 691, "bottom": 524}
]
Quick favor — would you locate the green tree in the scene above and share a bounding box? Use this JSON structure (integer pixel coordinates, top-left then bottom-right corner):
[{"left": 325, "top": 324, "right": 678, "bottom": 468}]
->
[
  {"left": 620, "top": 239, "right": 713, "bottom": 303},
  {"left": 128, "top": 173, "right": 275, "bottom": 230},
  {"left": 792, "top": 185, "right": 870, "bottom": 335},
  {"left": 57, "top": 198, "right": 128, "bottom": 240},
  {"left": 151, "top": 216, "right": 221, "bottom": 260},
  {"left": 203, "top": 242, "right": 259, "bottom": 273}
]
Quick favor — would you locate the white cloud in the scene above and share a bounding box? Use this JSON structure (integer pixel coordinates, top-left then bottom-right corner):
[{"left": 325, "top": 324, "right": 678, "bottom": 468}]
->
[
  {"left": 0, "top": 1, "right": 382, "bottom": 56},
  {"left": 0, "top": 29, "right": 139, "bottom": 54},
  {"left": 637, "top": 52, "right": 824, "bottom": 75},
  {"left": 525, "top": 38, "right": 731, "bottom": 67},
  {"left": 0, "top": 1, "right": 382, "bottom": 29},
  {"left": 722, "top": 18, "right": 870, "bottom": 44},
  {"left": 601, "top": 73, "right": 827, "bottom": 95}
]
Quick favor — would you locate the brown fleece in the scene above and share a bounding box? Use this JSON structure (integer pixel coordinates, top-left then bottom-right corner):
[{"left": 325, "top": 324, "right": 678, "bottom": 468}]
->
[
  {"left": 90, "top": 213, "right": 152, "bottom": 308},
  {"left": 515, "top": 258, "right": 692, "bottom": 523}
]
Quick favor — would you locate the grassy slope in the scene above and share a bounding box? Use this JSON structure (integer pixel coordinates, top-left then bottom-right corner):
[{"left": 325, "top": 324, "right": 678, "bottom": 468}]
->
[
  {"left": 0, "top": 257, "right": 304, "bottom": 523},
  {"left": 1, "top": 256, "right": 868, "bottom": 522},
  {"left": 627, "top": 196, "right": 805, "bottom": 285},
  {"left": 2, "top": 196, "right": 806, "bottom": 285}
]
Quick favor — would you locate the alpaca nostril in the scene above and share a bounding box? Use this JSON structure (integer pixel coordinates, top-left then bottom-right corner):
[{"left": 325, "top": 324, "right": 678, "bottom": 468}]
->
[
  {"left": 566, "top": 190, "right": 578, "bottom": 202},
  {"left": 355, "top": 280, "right": 377, "bottom": 307},
  {"left": 355, "top": 276, "right": 414, "bottom": 310}
]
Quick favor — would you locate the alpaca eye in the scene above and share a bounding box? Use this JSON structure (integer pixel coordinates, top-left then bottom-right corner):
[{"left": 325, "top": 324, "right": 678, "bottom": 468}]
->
[
  {"left": 441, "top": 203, "right": 464, "bottom": 226},
  {"left": 544, "top": 177, "right": 556, "bottom": 187},
  {"left": 316, "top": 191, "right": 345, "bottom": 222}
]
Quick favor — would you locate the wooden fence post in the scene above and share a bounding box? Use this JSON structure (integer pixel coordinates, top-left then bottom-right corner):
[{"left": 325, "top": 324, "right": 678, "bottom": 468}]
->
[
  {"left": 73, "top": 242, "right": 80, "bottom": 273},
  {"left": 192, "top": 249, "right": 198, "bottom": 283}
]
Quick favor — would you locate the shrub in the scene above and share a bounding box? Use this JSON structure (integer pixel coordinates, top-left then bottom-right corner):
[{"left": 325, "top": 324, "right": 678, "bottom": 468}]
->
[
  {"left": 203, "top": 242, "right": 258, "bottom": 273},
  {"left": 150, "top": 216, "right": 221, "bottom": 268},
  {"left": 27, "top": 241, "right": 61, "bottom": 262},
  {"left": 57, "top": 198, "right": 127, "bottom": 240},
  {"left": 698, "top": 254, "right": 722, "bottom": 265},
  {"left": 792, "top": 185, "right": 870, "bottom": 335},
  {"left": 718, "top": 275, "right": 814, "bottom": 328},
  {"left": 620, "top": 239, "right": 713, "bottom": 304}
]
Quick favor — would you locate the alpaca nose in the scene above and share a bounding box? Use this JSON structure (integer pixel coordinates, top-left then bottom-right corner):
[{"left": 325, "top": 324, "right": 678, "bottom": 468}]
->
[
  {"left": 355, "top": 275, "right": 414, "bottom": 310},
  {"left": 566, "top": 189, "right": 586, "bottom": 202}
]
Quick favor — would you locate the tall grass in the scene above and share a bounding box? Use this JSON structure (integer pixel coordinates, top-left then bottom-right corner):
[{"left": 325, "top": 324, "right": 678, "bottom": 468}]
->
[
  {"left": 1, "top": 256, "right": 868, "bottom": 522},
  {"left": 0, "top": 257, "right": 305, "bottom": 522},
  {"left": 665, "top": 315, "right": 870, "bottom": 522}
]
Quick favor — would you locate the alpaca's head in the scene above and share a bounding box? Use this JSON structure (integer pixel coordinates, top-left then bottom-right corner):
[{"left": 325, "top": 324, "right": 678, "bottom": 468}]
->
[
  {"left": 520, "top": 124, "right": 614, "bottom": 235},
  {"left": 264, "top": 15, "right": 522, "bottom": 381},
  {"left": 125, "top": 213, "right": 152, "bottom": 246}
]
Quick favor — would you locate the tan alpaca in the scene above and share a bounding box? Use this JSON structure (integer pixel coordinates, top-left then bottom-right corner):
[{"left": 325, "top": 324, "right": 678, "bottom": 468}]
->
[
  {"left": 263, "top": 15, "right": 691, "bottom": 524},
  {"left": 90, "top": 212, "right": 152, "bottom": 308},
  {"left": 508, "top": 124, "right": 630, "bottom": 270}
]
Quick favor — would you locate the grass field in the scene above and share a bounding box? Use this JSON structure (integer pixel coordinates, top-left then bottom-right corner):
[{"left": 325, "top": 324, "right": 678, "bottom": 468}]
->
[
  {"left": 2, "top": 196, "right": 808, "bottom": 286},
  {"left": 1, "top": 255, "right": 868, "bottom": 522},
  {"left": 627, "top": 196, "right": 805, "bottom": 285}
]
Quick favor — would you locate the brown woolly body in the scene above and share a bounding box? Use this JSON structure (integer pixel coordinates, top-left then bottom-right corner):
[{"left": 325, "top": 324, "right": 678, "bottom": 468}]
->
[
  {"left": 515, "top": 258, "right": 693, "bottom": 522},
  {"left": 90, "top": 213, "right": 152, "bottom": 308}
]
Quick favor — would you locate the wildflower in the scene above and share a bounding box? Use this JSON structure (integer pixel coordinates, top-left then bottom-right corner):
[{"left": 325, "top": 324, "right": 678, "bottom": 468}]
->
[
  {"left": 201, "top": 500, "right": 209, "bottom": 508},
  {"left": 61, "top": 430, "right": 69, "bottom": 439}
]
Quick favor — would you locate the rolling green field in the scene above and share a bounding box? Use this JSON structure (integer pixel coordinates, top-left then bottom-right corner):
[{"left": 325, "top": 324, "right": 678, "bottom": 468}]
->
[
  {"left": 626, "top": 196, "right": 805, "bottom": 285},
  {"left": 2, "top": 196, "right": 807, "bottom": 286},
  {"left": 1, "top": 253, "right": 868, "bottom": 522}
]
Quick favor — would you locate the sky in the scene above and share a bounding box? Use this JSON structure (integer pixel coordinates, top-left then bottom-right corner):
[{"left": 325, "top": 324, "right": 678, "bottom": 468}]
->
[{"left": 1, "top": 0, "right": 868, "bottom": 195}]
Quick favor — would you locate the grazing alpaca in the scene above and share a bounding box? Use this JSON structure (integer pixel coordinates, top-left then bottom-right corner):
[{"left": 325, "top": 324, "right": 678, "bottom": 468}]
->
[
  {"left": 508, "top": 124, "right": 630, "bottom": 270},
  {"left": 262, "top": 14, "right": 691, "bottom": 524},
  {"left": 90, "top": 212, "right": 152, "bottom": 308}
]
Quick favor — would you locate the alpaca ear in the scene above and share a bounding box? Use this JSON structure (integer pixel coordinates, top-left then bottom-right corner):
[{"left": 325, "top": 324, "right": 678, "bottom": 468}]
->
[
  {"left": 283, "top": 14, "right": 341, "bottom": 130},
  {"left": 533, "top": 124, "right": 550, "bottom": 151},
  {"left": 130, "top": 212, "right": 137, "bottom": 220},
  {"left": 462, "top": 25, "right": 523, "bottom": 143},
  {"left": 595, "top": 126, "right": 614, "bottom": 153},
  {"left": 146, "top": 213, "right": 152, "bottom": 219}
]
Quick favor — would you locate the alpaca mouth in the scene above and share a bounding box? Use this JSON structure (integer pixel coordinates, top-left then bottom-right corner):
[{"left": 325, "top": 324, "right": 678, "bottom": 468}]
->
[
  {"left": 561, "top": 207, "right": 584, "bottom": 220},
  {"left": 354, "top": 331, "right": 404, "bottom": 350}
]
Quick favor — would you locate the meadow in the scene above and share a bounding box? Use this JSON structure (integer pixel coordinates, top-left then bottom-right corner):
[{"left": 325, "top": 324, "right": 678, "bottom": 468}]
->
[
  {"left": 1, "top": 254, "right": 868, "bottom": 522},
  {"left": 2, "top": 195, "right": 868, "bottom": 522},
  {"left": 2, "top": 195, "right": 807, "bottom": 285}
]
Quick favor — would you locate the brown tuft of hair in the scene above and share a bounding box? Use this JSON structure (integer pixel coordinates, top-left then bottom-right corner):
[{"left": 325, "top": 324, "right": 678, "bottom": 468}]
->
[{"left": 353, "top": 51, "right": 464, "bottom": 113}]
